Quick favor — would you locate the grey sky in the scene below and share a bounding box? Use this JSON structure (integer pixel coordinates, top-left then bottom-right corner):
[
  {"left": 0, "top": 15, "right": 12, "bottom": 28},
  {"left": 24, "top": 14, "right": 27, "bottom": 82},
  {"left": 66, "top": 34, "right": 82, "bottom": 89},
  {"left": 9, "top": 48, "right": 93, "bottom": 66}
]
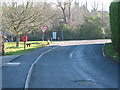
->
[{"left": 1, "top": 0, "right": 113, "bottom": 11}]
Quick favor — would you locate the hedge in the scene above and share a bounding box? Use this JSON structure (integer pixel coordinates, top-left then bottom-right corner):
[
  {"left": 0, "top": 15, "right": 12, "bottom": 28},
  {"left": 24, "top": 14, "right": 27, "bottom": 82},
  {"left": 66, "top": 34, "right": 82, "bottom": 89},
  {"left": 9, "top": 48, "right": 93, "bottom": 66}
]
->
[{"left": 109, "top": 1, "right": 120, "bottom": 53}]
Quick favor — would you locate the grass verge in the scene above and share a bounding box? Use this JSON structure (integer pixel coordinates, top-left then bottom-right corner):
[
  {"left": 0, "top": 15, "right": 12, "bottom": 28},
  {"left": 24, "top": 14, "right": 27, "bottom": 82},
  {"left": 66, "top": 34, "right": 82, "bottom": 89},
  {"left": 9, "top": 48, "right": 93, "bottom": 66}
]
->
[
  {"left": 5, "top": 41, "right": 52, "bottom": 55},
  {"left": 104, "top": 43, "right": 120, "bottom": 61}
]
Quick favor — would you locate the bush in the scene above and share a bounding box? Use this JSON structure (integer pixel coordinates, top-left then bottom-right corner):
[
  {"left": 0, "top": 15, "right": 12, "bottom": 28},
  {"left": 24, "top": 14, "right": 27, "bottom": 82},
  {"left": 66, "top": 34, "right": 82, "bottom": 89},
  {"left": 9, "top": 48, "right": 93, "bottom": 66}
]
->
[
  {"left": 79, "top": 22, "right": 104, "bottom": 39},
  {"left": 77, "top": 15, "right": 105, "bottom": 39},
  {"left": 109, "top": 1, "right": 120, "bottom": 53},
  {"left": 55, "top": 24, "right": 74, "bottom": 40},
  {"left": 62, "top": 24, "right": 74, "bottom": 39}
]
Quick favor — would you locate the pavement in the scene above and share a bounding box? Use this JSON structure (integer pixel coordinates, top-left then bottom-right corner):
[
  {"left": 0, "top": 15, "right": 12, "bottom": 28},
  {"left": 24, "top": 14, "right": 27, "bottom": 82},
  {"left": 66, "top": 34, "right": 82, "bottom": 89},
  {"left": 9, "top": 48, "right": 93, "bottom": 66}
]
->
[
  {"left": 2, "top": 55, "right": 21, "bottom": 65},
  {"left": 2, "top": 39, "right": 118, "bottom": 89},
  {"left": 1, "top": 42, "right": 62, "bottom": 66}
]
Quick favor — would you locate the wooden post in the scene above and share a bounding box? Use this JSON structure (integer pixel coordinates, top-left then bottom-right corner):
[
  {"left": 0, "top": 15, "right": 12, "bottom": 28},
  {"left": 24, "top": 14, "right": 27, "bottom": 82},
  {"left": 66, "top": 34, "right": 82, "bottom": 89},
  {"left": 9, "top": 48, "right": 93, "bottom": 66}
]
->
[
  {"left": 24, "top": 42, "right": 26, "bottom": 50},
  {"left": 42, "top": 34, "right": 44, "bottom": 41},
  {"left": 51, "top": 37, "right": 52, "bottom": 42},
  {"left": 16, "top": 34, "right": 20, "bottom": 47}
]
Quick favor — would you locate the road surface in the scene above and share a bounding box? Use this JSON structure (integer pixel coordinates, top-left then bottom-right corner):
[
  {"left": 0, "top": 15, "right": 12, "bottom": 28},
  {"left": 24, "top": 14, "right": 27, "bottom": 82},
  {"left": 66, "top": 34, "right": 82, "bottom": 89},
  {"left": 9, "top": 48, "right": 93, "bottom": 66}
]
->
[
  {"left": 2, "top": 40, "right": 118, "bottom": 88},
  {"left": 29, "top": 40, "right": 118, "bottom": 88}
]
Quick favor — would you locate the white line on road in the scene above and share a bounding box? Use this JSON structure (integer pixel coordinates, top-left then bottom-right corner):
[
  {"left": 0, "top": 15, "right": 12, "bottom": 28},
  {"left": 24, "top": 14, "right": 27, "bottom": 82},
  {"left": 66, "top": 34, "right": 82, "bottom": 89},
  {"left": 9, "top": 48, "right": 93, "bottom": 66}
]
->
[
  {"left": 24, "top": 43, "right": 63, "bottom": 89},
  {"left": 3, "top": 62, "right": 21, "bottom": 66},
  {"left": 70, "top": 51, "right": 73, "bottom": 59},
  {"left": 102, "top": 44, "right": 105, "bottom": 57}
]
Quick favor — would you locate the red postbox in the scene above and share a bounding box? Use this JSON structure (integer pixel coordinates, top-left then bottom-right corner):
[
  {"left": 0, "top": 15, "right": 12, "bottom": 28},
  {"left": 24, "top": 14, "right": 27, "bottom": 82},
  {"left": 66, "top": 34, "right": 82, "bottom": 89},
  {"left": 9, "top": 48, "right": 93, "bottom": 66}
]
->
[{"left": 23, "top": 36, "right": 27, "bottom": 42}]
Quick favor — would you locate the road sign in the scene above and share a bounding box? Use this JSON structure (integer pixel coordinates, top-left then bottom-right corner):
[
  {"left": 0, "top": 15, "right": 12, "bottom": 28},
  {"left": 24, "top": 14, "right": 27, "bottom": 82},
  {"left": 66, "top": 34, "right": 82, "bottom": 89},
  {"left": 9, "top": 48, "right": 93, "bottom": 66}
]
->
[
  {"left": 53, "top": 32, "right": 57, "bottom": 40},
  {"left": 40, "top": 26, "right": 48, "bottom": 34}
]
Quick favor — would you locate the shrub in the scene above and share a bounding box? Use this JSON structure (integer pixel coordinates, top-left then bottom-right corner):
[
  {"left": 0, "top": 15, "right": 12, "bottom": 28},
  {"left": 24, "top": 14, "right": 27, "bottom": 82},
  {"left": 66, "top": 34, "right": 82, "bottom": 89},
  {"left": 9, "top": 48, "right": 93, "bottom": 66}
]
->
[
  {"left": 109, "top": 1, "right": 120, "bottom": 53},
  {"left": 55, "top": 24, "right": 74, "bottom": 40},
  {"left": 79, "top": 22, "right": 104, "bottom": 39},
  {"left": 78, "top": 15, "right": 105, "bottom": 39}
]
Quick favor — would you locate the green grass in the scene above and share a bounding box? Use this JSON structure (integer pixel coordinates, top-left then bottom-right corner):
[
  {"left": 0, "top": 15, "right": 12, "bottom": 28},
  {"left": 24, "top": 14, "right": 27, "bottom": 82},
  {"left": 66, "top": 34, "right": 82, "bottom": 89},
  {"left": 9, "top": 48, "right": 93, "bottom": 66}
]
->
[
  {"left": 104, "top": 43, "right": 120, "bottom": 61},
  {"left": 5, "top": 41, "right": 52, "bottom": 55}
]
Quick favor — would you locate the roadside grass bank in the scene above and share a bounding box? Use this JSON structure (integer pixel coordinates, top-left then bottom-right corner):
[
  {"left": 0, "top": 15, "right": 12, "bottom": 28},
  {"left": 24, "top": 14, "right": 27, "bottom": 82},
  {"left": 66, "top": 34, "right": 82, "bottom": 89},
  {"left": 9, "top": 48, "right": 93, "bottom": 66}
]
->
[
  {"left": 5, "top": 41, "right": 52, "bottom": 55},
  {"left": 104, "top": 43, "right": 120, "bottom": 62}
]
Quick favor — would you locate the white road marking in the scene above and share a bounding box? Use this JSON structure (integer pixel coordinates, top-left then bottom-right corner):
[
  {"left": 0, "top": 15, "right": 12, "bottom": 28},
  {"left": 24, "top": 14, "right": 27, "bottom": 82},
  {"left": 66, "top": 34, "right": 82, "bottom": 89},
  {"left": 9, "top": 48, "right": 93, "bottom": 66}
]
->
[
  {"left": 24, "top": 43, "right": 64, "bottom": 89},
  {"left": 70, "top": 52, "right": 73, "bottom": 59},
  {"left": 102, "top": 44, "right": 105, "bottom": 57},
  {"left": 3, "top": 62, "right": 21, "bottom": 66}
]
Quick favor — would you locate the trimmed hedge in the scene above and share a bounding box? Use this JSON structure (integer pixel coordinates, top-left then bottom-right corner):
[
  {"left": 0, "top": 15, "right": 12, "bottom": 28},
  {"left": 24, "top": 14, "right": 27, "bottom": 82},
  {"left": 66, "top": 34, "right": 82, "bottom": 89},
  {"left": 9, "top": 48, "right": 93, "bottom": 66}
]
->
[{"left": 109, "top": 1, "right": 120, "bottom": 53}]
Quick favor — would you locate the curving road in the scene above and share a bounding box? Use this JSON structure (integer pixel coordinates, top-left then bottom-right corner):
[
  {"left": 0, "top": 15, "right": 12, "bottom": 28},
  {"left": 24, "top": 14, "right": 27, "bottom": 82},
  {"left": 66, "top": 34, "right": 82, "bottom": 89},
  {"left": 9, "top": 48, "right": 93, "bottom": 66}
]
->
[{"left": 29, "top": 40, "right": 118, "bottom": 88}]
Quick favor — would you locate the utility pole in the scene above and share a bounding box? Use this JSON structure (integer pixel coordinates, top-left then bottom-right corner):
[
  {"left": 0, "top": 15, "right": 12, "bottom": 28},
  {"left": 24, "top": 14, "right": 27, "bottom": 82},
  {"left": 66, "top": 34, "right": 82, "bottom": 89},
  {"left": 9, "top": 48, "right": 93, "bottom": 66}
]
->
[
  {"left": 86, "top": 0, "right": 88, "bottom": 10},
  {"left": 62, "top": 29, "right": 63, "bottom": 41},
  {"left": 102, "top": 3, "right": 105, "bottom": 38},
  {"left": 102, "top": 3, "right": 104, "bottom": 27}
]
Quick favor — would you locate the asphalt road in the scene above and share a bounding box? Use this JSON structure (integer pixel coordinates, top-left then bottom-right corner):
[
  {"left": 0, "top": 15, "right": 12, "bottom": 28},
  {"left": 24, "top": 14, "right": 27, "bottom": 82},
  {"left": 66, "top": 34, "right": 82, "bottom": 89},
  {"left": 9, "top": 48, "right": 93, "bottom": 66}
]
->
[
  {"left": 2, "top": 46, "right": 57, "bottom": 88},
  {"left": 29, "top": 40, "right": 118, "bottom": 88},
  {"left": 2, "top": 40, "right": 118, "bottom": 88}
]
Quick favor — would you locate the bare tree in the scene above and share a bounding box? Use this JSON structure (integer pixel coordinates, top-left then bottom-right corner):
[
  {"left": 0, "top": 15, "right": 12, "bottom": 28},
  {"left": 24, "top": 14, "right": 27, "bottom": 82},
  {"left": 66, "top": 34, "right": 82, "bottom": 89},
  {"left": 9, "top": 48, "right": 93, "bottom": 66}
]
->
[
  {"left": 70, "top": 1, "right": 90, "bottom": 30},
  {"left": 0, "top": 2, "right": 4, "bottom": 56},
  {"left": 52, "top": 0, "right": 73, "bottom": 24},
  {"left": 91, "top": 1, "right": 99, "bottom": 11},
  {"left": 2, "top": 2, "right": 56, "bottom": 47},
  {"left": 68, "top": 0, "right": 73, "bottom": 20},
  {"left": 85, "top": 0, "right": 88, "bottom": 10},
  {"left": 53, "top": 0, "right": 68, "bottom": 24},
  {"left": 102, "top": 3, "right": 104, "bottom": 27}
]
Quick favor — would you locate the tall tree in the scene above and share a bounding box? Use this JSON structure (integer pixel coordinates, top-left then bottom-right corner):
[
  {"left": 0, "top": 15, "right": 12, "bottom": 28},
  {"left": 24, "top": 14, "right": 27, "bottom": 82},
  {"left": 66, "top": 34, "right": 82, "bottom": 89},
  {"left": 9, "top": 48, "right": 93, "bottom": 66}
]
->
[
  {"left": 91, "top": 1, "right": 99, "bottom": 11},
  {"left": 69, "top": 1, "right": 90, "bottom": 30},
  {"left": 68, "top": 0, "right": 73, "bottom": 20},
  {"left": 0, "top": 2, "right": 4, "bottom": 56},
  {"left": 2, "top": 2, "right": 56, "bottom": 47},
  {"left": 53, "top": 0, "right": 68, "bottom": 24},
  {"left": 0, "top": 34, "right": 2, "bottom": 56},
  {"left": 2, "top": 35, "right": 5, "bottom": 56}
]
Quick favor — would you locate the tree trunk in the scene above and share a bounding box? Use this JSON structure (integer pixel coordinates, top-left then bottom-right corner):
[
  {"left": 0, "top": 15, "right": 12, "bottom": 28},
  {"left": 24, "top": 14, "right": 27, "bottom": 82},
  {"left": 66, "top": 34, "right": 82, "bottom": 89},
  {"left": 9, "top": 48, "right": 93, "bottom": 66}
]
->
[
  {"left": 2, "top": 37, "right": 5, "bottom": 56},
  {"left": 63, "top": 9, "right": 67, "bottom": 24},
  {"left": 0, "top": 34, "right": 2, "bottom": 56},
  {"left": 16, "top": 34, "right": 20, "bottom": 47},
  {"left": 68, "top": 1, "right": 71, "bottom": 20}
]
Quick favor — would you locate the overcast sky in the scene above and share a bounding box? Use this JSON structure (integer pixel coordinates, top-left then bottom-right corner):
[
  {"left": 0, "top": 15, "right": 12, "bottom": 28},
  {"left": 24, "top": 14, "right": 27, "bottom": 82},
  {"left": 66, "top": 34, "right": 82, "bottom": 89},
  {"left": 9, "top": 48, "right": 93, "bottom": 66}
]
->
[{"left": 1, "top": 0, "right": 113, "bottom": 11}]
